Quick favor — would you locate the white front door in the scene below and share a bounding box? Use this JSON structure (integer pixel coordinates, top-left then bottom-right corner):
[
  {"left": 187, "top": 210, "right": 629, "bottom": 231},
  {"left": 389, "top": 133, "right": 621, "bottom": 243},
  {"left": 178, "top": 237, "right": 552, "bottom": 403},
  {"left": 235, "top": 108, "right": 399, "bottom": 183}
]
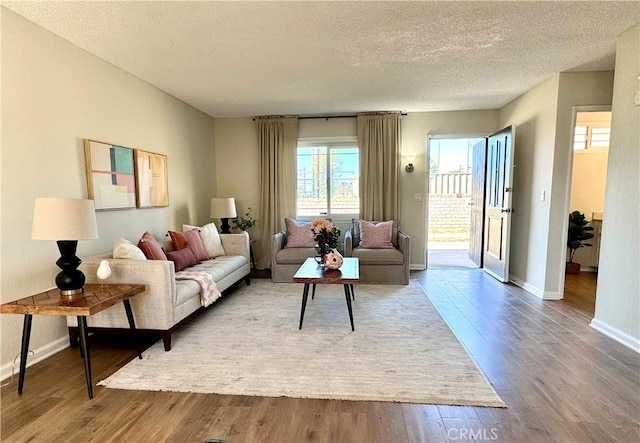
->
[{"left": 483, "top": 126, "right": 515, "bottom": 282}]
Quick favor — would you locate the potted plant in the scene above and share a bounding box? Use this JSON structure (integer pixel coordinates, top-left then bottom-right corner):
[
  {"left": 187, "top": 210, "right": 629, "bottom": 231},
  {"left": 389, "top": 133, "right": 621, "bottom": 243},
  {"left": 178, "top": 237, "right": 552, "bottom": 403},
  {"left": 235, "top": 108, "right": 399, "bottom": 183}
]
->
[
  {"left": 232, "top": 207, "right": 258, "bottom": 232},
  {"left": 566, "top": 210, "right": 594, "bottom": 274}
]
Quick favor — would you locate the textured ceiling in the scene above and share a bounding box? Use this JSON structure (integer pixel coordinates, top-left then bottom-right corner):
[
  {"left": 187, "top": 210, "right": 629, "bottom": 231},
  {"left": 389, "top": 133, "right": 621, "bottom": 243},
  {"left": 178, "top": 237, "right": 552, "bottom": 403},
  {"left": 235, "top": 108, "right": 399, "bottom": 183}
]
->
[{"left": 4, "top": 1, "right": 639, "bottom": 118}]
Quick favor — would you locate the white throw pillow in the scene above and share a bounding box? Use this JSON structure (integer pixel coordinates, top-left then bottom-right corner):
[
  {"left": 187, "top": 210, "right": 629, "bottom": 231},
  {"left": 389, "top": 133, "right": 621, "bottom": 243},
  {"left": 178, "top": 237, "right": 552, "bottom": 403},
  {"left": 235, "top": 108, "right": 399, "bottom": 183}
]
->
[
  {"left": 182, "top": 223, "right": 226, "bottom": 258},
  {"left": 113, "top": 237, "right": 147, "bottom": 260}
]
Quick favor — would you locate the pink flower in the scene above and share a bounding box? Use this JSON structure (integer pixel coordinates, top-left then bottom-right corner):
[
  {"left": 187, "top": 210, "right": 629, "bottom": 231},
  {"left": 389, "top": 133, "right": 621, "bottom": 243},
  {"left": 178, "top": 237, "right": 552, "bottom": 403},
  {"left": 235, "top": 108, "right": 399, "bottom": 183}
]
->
[{"left": 311, "top": 218, "right": 334, "bottom": 234}]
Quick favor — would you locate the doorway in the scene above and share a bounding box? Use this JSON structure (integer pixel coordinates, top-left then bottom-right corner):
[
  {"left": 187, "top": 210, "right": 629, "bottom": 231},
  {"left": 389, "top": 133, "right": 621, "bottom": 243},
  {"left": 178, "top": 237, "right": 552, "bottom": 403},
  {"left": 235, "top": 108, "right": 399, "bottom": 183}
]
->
[
  {"left": 564, "top": 107, "right": 611, "bottom": 315},
  {"left": 426, "top": 137, "right": 483, "bottom": 268}
]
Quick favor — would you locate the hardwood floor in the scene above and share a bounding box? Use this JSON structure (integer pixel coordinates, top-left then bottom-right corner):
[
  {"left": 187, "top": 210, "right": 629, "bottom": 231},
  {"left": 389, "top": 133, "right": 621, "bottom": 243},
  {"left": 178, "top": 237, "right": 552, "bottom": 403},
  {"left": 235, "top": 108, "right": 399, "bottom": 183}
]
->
[{"left": 2, "top": 269, "right": 638, "bottom": 442}]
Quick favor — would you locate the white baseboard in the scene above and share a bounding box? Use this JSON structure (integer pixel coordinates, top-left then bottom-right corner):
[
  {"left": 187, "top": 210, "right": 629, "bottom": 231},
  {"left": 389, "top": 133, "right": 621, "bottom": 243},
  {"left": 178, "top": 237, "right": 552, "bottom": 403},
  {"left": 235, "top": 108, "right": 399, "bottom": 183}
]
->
[
  {"left": 509, "top": 277, "right": 562, "bottom": 300},
  {"left": 410, "top": 264, "right": 426, "bottom": 271},
  {"left": 1, "top": 336, "right": 69, "bottom": 382},
  {"left": 590, "top": 318, "right": 640, "bottom": 353}
]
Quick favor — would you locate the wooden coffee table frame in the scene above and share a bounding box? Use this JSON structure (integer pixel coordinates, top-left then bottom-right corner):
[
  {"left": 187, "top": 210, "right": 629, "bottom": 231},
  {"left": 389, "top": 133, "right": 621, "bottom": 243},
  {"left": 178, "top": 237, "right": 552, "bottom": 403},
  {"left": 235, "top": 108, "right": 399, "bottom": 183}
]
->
[
  {"left": 0, "top": 283, "right": 145, "bottom": 399},
  {"left": 293, "top": 257, "right": 359, "bottom": 331}
]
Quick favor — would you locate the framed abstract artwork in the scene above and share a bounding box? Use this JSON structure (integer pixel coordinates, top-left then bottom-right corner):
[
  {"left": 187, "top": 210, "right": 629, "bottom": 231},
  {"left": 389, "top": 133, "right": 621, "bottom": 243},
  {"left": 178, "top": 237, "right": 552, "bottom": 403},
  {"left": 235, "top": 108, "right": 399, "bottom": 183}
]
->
[
  {"left": 84, "top": 140, "right": 136, "bottom": 210},
  {"left": 134, "top": 150, "right": 169, "bottom": 208}
]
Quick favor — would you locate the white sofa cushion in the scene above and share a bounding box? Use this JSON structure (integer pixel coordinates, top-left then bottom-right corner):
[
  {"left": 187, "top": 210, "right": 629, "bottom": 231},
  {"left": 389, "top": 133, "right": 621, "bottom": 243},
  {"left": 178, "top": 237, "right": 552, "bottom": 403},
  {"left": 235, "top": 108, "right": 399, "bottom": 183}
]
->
[{"left": 113, "top": 238, "right": 147, "bottom": 260}]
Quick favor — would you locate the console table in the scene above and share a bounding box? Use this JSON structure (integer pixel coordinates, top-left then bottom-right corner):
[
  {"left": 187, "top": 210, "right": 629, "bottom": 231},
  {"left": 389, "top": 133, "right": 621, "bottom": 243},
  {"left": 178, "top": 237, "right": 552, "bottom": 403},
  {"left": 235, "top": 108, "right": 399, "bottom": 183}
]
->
[{"left": 0, "top": 283, "right": 145, "bottom": 399}]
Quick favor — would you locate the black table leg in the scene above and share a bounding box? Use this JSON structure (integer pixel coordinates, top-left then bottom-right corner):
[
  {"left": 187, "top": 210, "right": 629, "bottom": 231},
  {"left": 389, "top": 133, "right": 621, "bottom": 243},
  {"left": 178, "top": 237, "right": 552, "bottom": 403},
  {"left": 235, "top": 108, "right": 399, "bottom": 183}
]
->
[
  {"left": 312, "top": 283, "right": 316, "bottom": 300},
  {"left": 299, "top": 283, "right": 310, "bottom": 329},
  {"left": 17, "top": 314, "right": 33, "bottom": 395},
  {"left": 350, "top": 284, "right": 355, "bottom": 300},
  {"left": 123, "top": 299, "right": 142, "bottom": 359},
  {"left": 77, "top": 316, "right": 93, "bottom": 399},
  {"left": 343, "top": 284, "right": 355, "bottom": 331}
]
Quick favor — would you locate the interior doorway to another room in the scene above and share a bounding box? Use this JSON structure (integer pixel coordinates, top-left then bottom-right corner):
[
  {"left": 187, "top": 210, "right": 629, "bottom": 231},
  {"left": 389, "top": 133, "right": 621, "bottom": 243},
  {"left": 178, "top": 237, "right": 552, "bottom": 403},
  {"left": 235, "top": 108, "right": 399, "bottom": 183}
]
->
[
  {"left": 427, "top": 137, "right": 483, "bottom": 269},
  {"left": 563, "top": 108, "right": 611, "bottom": 316}
]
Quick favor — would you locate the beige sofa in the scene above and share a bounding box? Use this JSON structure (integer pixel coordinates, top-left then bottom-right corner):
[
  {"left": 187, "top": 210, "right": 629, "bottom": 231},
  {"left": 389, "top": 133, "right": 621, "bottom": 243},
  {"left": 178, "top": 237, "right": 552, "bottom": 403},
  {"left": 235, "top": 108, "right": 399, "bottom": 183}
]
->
[
  {"left": 344, "top": 224, "right": 411, "bottom": 285},
  {"left": 67, "top": 232, "right": 250, "bottom": 351}
]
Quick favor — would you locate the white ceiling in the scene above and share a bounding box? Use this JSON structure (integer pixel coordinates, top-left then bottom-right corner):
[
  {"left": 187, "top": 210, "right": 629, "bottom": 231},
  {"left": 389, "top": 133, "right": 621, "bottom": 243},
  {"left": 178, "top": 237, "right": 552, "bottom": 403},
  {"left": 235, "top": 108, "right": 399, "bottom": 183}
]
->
[{"left": 4, "top": 1, "right": 639, "bottom": 118}]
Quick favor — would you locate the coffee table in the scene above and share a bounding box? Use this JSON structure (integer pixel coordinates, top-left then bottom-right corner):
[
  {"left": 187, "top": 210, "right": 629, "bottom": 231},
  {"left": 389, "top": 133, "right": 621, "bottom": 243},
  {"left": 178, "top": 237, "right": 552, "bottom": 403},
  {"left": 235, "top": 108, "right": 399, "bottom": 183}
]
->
[
  {"left": 293, "top": 257, "right": 359, "bottom": 331},
  {"left": 0, "top": 283, "right": 145, "bottom": 399}
]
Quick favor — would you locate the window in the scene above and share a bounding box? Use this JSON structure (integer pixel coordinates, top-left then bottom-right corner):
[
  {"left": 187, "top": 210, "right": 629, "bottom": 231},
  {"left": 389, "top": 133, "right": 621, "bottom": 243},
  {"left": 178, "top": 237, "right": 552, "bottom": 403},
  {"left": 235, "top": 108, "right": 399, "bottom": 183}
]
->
[
  {"left": 573, "top": 126, "right": 588, "bottom": 150},
  {"left": 296, "top": 139, "right": 359, "bottom": 218}
]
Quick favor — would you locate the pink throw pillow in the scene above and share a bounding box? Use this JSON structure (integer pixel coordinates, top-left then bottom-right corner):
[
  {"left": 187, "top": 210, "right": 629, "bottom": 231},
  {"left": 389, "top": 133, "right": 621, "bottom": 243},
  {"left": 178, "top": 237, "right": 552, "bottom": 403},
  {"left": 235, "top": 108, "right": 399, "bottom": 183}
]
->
[
  {"left": 284, "top": 218, "right": 316, "bottom": 248},
  {"left": 138, "top": 232, "right": 168, "bottom": 260},
  {"left": 166, "top": 247, "right": 198, "bottom": 271},
  {"left": 168, "top": 229, "right": 209, "bottom": 262},
  {"left": 359, "top": 220, "right": 394, "bottom": 249}
]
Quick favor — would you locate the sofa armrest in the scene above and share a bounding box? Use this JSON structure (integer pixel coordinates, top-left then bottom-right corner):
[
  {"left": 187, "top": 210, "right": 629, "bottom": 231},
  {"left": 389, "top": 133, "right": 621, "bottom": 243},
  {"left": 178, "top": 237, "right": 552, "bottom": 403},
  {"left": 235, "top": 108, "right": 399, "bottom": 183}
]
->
[
  {"left": 271, "top": 231, "right": 286, "bottom": 264},
  {"left": 344, "top": 230, "right": 353, "bottom": 256},
  {"left": 398, "top": 231, "right": 411, "bottom": 262},
  {"left": 71, "top": 255, "right": 176, "bottom": 330},
  {"left": 221, "top": 232, "right": 250, "bottom": 262}
]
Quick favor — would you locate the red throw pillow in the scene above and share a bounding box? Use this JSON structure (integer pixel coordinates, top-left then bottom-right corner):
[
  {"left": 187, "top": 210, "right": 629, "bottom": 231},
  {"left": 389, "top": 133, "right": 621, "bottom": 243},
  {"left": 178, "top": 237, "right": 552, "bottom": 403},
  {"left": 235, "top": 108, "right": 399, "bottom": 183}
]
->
[
  {"left": 168, "top": 229, "right": 209, "bottom": 262},
  {"left": 166, "top": 247, "right": 198, "bottom": 271},
  {"left": 137, "top": 232, "right": 168, "bottom": 260}
]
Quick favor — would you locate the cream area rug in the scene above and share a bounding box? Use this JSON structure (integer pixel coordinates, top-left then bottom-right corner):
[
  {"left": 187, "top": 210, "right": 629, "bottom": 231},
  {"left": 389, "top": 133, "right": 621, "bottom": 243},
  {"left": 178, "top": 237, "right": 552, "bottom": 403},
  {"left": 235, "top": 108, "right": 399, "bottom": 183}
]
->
[{"left": 99, "top": 280, "right": 505, "bottom": 407}]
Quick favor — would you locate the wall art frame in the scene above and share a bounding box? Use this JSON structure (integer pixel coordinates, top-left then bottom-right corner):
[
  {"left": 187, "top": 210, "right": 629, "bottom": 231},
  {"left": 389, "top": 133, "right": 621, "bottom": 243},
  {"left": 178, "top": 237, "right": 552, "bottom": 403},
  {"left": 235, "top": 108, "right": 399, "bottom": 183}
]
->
[
  {"left": 134, "top": 149, "right": 169, "bottom": 208},
  {"left": 84, "top": 139, "right": 137, "bottom": 210}
]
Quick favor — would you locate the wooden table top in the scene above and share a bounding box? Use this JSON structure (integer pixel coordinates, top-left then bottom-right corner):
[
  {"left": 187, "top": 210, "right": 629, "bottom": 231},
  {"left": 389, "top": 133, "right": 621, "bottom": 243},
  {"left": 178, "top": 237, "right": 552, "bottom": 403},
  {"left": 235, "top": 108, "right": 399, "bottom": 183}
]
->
[
  {"left": 293, "top": 257, "right": 359, "bottom": 284},
  {"left": 0, "top": 284, "right": 145, "bottom": 316}
]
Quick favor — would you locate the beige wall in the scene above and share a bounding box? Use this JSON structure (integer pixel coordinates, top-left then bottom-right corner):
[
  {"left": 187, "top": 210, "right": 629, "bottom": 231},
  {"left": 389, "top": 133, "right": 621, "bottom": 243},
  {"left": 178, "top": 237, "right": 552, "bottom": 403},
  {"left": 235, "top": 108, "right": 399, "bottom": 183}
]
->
[
  {"left": 548, "top": 71, "right": 614, "bottom": 293},
  {"left": 593, "top": 24, "right": 640, "bottom": 345},
  {"left": 569, "top": 149, "right": 608, "bottom": 267},
  {"left": 498, "top": 75, "right": 561, "bottom": 297},
  {"left": 1, "top": 10, "right": 217, "bottom": 369},
  {"left": 498, "top": 71, "right": 614, "bottom": 298}
]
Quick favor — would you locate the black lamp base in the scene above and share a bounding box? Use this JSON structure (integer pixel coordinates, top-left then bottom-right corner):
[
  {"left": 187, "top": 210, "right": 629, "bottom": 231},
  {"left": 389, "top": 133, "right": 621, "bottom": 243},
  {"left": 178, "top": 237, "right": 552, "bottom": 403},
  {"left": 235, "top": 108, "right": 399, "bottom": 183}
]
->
[
  {"left": 220, "top": 218, "right": 231, "bottom": 234},
  {"left": 55, "top": 240, "right": 86, "bottom": 298}
]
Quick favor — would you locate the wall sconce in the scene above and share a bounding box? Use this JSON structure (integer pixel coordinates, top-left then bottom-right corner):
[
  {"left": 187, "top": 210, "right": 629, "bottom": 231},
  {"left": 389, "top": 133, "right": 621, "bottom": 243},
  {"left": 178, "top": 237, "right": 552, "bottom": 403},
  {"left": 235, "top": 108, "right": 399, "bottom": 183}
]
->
[{"left": 405, "top": 156, "right": 415, "bottom": 173}]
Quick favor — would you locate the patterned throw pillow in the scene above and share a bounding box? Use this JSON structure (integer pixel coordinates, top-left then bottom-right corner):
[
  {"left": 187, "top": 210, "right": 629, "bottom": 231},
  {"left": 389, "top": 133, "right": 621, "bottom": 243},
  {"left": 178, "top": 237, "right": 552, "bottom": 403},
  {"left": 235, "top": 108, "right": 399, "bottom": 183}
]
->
[
  {"left": 166, "top": 247, "right": 198, "bottom": 271},
  {"left": 113, "top": 237, "right": 147, "bottom": 260},
  {"left": 359, "top": 220, "right": 394, "bottom": 249},
  {"left": 168, "top": 229, "right": 209, "bottom": 262},
  {"left": 284, "top": 218, "right": 316, "bottom": 248},
  {"left": 353, "top": 219, "right": 399, "bottom": 248},
  {"left": 137, "top": 231, "right": 168, "bottom": 260},
  {"left": 182, "top": 223, "right": 226, "bottom": 258}
]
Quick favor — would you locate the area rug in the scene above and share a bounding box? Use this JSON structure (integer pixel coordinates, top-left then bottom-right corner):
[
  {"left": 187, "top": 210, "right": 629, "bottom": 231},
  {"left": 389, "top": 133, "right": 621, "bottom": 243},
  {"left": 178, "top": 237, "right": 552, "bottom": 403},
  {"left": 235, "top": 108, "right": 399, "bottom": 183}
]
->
[{"left": 99, "top": 280, "right": 505, "bottom": 407}]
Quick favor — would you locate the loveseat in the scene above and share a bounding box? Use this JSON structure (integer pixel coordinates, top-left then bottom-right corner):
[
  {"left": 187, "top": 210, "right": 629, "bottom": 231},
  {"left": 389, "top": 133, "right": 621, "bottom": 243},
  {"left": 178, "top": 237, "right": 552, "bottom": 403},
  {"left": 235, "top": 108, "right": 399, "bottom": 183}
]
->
[
  {"left": 344, "top": 220, "right": 411, "bottom": 285},
  {"left": 67, "top": 231, "right": 250, "bottom": 351}
]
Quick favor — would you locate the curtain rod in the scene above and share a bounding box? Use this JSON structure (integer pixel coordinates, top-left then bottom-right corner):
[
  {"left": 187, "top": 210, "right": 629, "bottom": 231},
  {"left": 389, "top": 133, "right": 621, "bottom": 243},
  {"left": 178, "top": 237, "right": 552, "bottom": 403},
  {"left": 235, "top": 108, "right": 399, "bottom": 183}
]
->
[
  {"left": 253, "top": 112, "right": 407, "bottom": 121},
  {"left": 300, "top": 112, "right": 407, "bottom": 120}
]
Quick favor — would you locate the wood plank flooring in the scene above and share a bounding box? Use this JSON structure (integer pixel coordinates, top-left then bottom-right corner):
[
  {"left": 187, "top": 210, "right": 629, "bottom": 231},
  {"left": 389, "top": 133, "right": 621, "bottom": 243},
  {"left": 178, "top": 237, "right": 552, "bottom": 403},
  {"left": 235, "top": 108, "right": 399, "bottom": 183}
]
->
[{"left": 2, "top": 269, "right": 638, "bottom": 442}]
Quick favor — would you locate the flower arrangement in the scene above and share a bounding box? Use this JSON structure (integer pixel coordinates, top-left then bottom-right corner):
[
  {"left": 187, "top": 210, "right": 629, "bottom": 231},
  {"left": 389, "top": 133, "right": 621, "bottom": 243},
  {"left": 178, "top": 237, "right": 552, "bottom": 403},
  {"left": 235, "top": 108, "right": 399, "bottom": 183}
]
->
[
  {"left": 232, "top": 207, "right": 258, "bottom": 232},
  {"left": 311, "top": 218, "right": 341, "bottom": 256}
]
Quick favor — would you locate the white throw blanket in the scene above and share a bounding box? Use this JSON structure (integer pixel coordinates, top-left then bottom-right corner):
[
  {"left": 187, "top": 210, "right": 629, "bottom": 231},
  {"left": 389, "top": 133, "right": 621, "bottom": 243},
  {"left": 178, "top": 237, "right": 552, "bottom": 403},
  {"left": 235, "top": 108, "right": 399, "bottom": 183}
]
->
[{"left": 175, "top": 270, "right": 221, "bottom": 307}]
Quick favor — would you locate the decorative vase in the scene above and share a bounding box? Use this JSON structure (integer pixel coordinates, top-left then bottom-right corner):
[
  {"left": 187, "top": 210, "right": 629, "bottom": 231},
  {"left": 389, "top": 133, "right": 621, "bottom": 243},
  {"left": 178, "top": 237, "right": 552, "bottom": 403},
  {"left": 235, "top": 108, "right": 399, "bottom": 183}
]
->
[{"left": 323, "top": 249, "right": 344, "bottom": 270}]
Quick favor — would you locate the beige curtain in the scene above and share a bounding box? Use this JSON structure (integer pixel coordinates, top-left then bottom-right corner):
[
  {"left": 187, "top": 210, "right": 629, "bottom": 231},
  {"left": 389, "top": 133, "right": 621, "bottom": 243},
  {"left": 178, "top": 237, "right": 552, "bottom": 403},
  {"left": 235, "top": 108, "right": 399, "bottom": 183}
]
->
[
  {"left": 357, "top": 112, "right": 401, "bottom": 221},
  {"left": 256, "top": 116, "right": 298, "bottom": 269}
]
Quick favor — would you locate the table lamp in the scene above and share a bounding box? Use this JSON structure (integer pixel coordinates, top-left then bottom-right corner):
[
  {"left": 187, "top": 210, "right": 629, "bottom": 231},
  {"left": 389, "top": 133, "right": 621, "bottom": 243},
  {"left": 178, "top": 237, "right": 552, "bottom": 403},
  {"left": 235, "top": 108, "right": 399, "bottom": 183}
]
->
[
  {"left": 210, "top": 197, "right": 237, "bottom": 234},
  {"left": 32, "top": 198, "right": 99, "bottom": 298}
]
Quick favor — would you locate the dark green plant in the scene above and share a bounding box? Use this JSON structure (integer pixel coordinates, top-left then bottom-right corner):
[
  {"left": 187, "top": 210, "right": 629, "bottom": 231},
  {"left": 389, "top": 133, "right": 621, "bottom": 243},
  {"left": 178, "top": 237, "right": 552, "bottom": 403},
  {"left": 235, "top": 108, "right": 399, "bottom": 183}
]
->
[
  {"left": 232, "top": 207, "right": 258, "bottom": 232},
  {"left": 567, "top": 211, "right": 594, "bottom": 263}
]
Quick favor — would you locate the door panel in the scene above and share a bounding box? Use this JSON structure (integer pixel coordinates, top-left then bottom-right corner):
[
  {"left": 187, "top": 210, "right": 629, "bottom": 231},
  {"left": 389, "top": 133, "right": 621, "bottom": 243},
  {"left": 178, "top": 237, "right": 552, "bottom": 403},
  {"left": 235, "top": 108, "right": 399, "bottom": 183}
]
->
[
  {"left": 469, "top": 139, "right": 487, "bottom": 267},
  {"left": 483, "top": 126, "right": 514, "bottom": 282}
]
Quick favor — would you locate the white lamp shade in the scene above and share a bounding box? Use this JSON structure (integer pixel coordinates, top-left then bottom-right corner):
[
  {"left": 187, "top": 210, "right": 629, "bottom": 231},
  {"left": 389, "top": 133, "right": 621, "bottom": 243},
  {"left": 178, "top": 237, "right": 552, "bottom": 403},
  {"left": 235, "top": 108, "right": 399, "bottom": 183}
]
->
[
  {"left": 32, "top": 198, "right": 99, "bottom": 240},
  {"left": 210, "top": 197, "right": 237, "bottom": 219}
]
